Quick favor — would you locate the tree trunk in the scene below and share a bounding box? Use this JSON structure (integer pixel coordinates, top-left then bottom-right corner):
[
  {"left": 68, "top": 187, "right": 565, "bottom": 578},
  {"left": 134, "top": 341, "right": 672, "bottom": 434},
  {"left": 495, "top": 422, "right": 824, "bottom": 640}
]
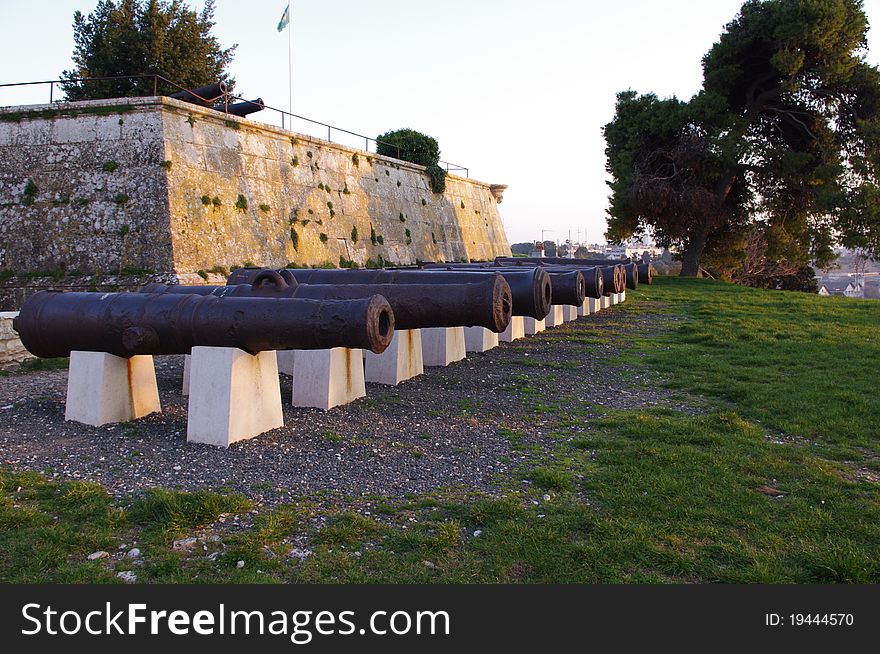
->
[
  {"left": 679, "top": 172, "right": 738, "bottom": 277},
  {"left": 679, "top": 231, "right": 709, "bottom": 277}
]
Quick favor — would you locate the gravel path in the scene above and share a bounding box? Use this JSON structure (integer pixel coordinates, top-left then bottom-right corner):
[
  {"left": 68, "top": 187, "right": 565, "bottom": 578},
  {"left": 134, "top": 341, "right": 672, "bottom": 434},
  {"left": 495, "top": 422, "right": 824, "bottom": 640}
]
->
[{"left": 0, "top": 302, "right": 682, "bottom": 506}]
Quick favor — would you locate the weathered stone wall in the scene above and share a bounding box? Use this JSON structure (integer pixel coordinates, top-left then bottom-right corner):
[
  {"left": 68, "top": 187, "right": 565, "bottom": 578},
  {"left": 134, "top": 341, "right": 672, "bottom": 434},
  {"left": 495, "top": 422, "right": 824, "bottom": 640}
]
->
[
  {"left": 0, "top": 98, "right": 173, "bottom": 279},
  {"left": 0, "top": 312, "right": 31, "bottom": 368},
  {"left": 160, "top": 101, "right": 510, "bottom": 270},
  {"left": 0, "top": 96, "right": 510, "bottom": 310}
]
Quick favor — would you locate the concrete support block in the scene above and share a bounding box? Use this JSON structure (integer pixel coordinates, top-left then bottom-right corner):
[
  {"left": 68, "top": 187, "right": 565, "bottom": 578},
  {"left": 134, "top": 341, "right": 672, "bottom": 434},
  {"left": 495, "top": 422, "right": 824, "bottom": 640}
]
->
[
  {"left": 600, "top": 296, "right": 612, "bottom": 310},
  {"left": 364, "top": 329, "right": 423, "bottom": 385},
  {"left": 562, "top": 305, "right": 579, "bottom": 322},
  {"left": 577, "top": 300, "right": 589, "bottom": 317},
  {"left": 463, "top": 327, "right": 499, "bottom": 353},
  {"left": 499, "top": 316, "right": 525, "bottom": 343},
  {"left": 186, "top": 347, "right": 283, "bottom": 447},
  {"left": 588, "top": 298, "right": 601, "bottom": 314},
  {"left": 611, "top": 293, "right": 620, "bottom": 305},
  {"left": 523, "top": 317, "right": 546, "bottom": 335},
  {"left": 544, "top": 305, "right": 565, "bottom": 328},
  {"left": 292, "top": 348, "right": 365, "bottom": 410},
  {"left": 65, "top": 351, "right": 161, "bottom": 427},
  {"left": 619, "top": 290, "right": 626, "bottom": 303},
  {"left": 182, "top": 354, "right": 191, "bottom": 396},
  {"left": 422, "top": 326, "right": 466, "bottom": 366},
  {"left": 276, "top": 350, "right": 296, "bottom": 376}
]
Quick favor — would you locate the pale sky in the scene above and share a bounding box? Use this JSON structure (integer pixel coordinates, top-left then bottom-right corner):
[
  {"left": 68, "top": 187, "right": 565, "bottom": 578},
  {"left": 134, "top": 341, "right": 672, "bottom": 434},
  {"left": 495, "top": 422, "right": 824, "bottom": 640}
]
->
[{"left": 2, "top": 0, "right": 879, "bottom": 246}]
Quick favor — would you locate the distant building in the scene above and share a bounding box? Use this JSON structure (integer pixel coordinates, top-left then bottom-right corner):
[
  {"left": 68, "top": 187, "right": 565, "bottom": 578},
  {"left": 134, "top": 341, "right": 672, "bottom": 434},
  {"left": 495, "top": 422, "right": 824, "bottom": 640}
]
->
[{"left": 818, "top": 279, "right": 864, "bottom": 298}]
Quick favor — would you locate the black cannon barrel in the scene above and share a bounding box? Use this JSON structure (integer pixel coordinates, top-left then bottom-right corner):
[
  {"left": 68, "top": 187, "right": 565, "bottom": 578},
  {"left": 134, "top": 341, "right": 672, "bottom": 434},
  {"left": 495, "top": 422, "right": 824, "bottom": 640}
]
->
[
  {"left": 169, "top": 82, "right": 227, "bottom": 106},
  {"left": 13, "top": 290, "right": 394, "bottom": 358},
  {"left": 215, "top": 98, "right": 264, "bottom": 117},
  {"left": 142, "top": 270, "right": 512, "bottom": 332},
  {"left": 420, "top": 264, "right": 585, "bottom": 307},
  {"left": 637, "top": 263, "right": 654, "bottom": 285},
  {"left": 498, "top": 257, "right": 633, "bottom": 294},
  {"left": 227, "top": 267, "right": 552, "bottom": 320},
  {"left": 428, "top": 261, "right": 604, "bottom": 300},
  {"left": 622, "top": 262, "right": 639, "bottom": 290}
]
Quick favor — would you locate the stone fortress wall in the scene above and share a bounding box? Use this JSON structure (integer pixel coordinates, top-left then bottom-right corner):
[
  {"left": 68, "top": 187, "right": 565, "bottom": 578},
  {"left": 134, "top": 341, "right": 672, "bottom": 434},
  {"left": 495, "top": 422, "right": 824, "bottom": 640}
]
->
[{"left": 0, "top": 96, "right": 511, "bottom": 310}]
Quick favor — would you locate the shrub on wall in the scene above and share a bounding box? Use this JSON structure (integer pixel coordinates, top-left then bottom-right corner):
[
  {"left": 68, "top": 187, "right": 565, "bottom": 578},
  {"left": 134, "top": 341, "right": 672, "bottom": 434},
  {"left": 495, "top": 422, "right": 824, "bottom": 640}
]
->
[{"left": 375, "top": 128, "right": 447, "bottom": 194}]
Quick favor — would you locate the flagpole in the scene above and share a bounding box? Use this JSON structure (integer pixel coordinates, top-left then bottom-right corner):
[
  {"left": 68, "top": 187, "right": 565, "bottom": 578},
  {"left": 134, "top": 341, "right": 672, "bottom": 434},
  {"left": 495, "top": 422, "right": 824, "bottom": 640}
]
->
[{"left": 287, "top": 5, "right": 293, "bottom": 122}]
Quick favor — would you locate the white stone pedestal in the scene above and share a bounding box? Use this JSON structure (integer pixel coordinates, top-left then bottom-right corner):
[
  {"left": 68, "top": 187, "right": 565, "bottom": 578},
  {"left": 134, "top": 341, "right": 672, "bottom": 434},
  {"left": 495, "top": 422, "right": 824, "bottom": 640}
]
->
[
  {"left": 292, "top": 348, "right": 366, "bottom": 410},
  {"left": 600, "top": 296, "right": 612, "bottom": 310},
  {"left": 500, "top": 316, "right": 525, "bottom": 342},
  {"left": 186, "top": 347, "right": 283, "bottom": 447},
  {"left": 422, "top": 327, "right": 466, "bottom": 367},
  {"left": 276, "top": 350, "right": 297, "bottom": 376},
  {"left": 611, "top": 293, "right": 620, "bottom": 305},
  {"left": 365, "top": 329, "right": 423, "bottom": 385},
  {"left": 562, "top": 305, "right": 579, "bottom": 322},
  {"left": 589, "top": 298, "right": 601, "bottom": 314},
  {"left": 524, "top": 317, "right": 546, "bottom": 335},
  {"left": 65, "top": 351, "right": 161, "bottom": 427},
  {"left": 619, "top": 290, "right": 626, "bottom": 303},
  {"left": 544, "top": 305, "right": 565, "bottom": 328},
  {"left": 182, "top": 354, "right": 191, "bottom": 396},
  {"left": 463, "top": 327, "right": 499, "bottom": 353}
]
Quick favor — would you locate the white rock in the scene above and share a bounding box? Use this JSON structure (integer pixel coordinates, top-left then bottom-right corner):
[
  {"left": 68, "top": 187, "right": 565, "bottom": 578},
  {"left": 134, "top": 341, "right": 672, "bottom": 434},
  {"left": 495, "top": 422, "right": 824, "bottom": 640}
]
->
[
  {"left": 473, "top": 530, "right": 483, "bottom": 537},
  {"left": 422, "top": 560, "right": 435, "bottom": 569},
  {"left": 172, "top": 537, "right": 198, "bottom": 551},
  {"left": 236, "top": 560, "right": 245, "bottom": 568},
  {"left": 127, "top": 548, "right": 141, "bottom": 558},
  {"left": 288, "top": 547, "right": 312, "bottom": 561},
  {"left": 543, "top": 494, "right": 551, "bottom": 501},
  {"left": 87, "top": 551, "right": 109, "bottom": 560},
  {"left": 117, "top": 571, "right": 137, "bottom": 584}
]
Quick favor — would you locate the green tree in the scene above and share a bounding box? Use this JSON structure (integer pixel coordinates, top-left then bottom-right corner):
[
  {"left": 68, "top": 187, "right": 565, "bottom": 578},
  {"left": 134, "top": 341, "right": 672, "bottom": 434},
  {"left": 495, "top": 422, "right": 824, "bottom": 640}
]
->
[
  {"left": 60, "top": 0, "right": 236, "bottom": 101},
  {"left": 604, "top": 0, "right": 880, "bottom": 277},
  {"left": 376, "top": 128, "right": 447, "bottom": 193}
]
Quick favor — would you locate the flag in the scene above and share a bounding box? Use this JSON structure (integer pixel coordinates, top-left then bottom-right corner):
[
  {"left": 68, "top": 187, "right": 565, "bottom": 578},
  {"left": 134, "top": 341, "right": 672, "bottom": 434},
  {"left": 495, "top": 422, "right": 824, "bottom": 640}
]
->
[{"left": 277, "top": 4, "right": 290, "bottom": 32}]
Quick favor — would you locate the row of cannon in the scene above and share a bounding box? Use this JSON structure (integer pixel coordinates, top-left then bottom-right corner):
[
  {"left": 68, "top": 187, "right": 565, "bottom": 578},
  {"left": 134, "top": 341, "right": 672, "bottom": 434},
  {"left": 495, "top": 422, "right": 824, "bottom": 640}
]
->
[{"left": 14, "top": 259, "right": 650, "bottom": 361}]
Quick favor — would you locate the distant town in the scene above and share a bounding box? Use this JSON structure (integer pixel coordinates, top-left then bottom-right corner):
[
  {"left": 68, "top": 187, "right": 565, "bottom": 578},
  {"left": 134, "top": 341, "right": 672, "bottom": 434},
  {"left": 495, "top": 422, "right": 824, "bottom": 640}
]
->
[{"left": 512, "top": 237, "right": 879, "bottom": 300}]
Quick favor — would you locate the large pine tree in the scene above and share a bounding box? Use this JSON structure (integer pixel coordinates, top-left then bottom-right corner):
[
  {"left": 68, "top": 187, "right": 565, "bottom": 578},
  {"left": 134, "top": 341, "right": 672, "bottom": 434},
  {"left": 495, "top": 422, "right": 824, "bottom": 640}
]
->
[
  {"left": 61, "top": 0, "right": 236, "bottom": 101},
  {"left": 604, "top": 0, "right": 880, "bottom": 278}
]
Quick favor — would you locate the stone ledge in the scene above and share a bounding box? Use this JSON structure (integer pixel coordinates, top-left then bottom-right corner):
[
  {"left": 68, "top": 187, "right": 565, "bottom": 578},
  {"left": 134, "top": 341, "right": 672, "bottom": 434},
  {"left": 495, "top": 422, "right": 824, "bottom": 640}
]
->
[{"left": 0, "top": 311, "right": 31, "bottom": 369}]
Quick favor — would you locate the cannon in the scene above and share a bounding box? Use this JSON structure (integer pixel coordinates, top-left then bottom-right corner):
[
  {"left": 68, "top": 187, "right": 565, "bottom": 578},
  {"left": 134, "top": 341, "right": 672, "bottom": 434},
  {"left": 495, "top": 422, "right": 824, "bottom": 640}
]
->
[
  {"left": 169, "top": 82, "right": 227, "bottom": 107},
  {"left": 420, "top": 264, "right": 585, "bottom": 306},
  {"left": 493, "top": 258, "right": 623, "bottom": 295},
  {"left": 621, "top": 263, "right": 639, "bottom": 290},
  {"left": 13, "top": 290, "right": 394, "bottom": 358},
  {"left": 227, "top": 267, "right": 552, "bottom": 320},
  {"left": 497, "top": 256, "right": 643, "bottom": 289},
  {"left": 637, "top": 262, "right": 654, "bottom": 285},
  {"left": 214, "top": 98, "right": 264, "bottom": 117},
  {"left": 142, "top": 269, "right": 512, "bottom": 332},
  {"left": 426, "top": 262, "right": 604, "bottom": 300}
]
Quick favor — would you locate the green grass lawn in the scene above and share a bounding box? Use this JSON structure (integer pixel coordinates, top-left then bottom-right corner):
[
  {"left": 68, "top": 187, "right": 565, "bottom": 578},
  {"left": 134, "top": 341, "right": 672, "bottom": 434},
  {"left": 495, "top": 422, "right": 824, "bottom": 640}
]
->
[{"left": 2, "top": 277, "right": 879, "bottom": 583}]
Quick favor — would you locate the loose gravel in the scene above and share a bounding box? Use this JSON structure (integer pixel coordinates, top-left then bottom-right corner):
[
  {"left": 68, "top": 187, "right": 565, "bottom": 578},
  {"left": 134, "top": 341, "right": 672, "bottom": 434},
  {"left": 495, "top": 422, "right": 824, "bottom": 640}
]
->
[{"left": 0, "top": 303, "right": 686, "bottom": 507}]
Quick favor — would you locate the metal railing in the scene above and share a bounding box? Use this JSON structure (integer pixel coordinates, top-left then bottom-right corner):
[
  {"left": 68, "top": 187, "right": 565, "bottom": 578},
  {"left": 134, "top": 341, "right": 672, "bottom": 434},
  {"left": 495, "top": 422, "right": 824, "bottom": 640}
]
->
[{"left": 0, "top": 74, "right": 469, "bottom": 177}]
